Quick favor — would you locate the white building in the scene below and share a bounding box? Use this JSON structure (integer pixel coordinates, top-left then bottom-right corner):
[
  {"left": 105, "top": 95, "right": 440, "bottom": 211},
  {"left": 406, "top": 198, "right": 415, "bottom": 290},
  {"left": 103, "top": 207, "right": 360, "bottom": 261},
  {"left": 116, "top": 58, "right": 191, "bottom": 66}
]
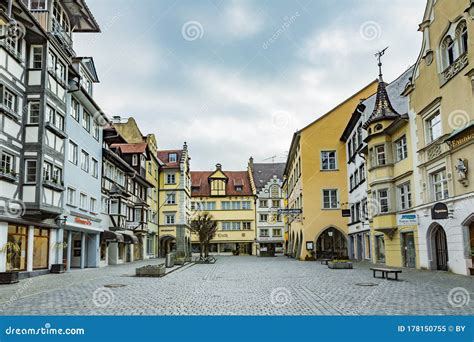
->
[{"left": 250, "top": 159, "right": 286, "bottom": 256}]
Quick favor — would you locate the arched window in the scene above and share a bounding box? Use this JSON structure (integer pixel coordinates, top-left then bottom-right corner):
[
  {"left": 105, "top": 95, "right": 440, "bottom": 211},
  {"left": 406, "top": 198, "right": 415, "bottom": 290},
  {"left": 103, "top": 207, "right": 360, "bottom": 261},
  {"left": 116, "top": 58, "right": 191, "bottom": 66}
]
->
[
  {"left": 53, "top": 1, "right": 70, "bottom": 33},
  {"left": 441, "top": 35, "right": 455, "bottom": 68},
  {"left": 456, "top": 20, "right": 468, "bottom": 55},
  {"left": 270, "top": 184, "right": 279, "bottom": 198}
]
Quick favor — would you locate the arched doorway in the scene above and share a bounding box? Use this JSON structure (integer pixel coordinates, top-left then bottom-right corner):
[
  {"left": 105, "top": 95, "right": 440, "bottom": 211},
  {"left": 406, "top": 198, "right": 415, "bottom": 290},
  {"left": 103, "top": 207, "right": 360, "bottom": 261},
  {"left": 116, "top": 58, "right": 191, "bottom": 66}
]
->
[
  {"left": 429, "top": 225, "right": 448, "bottom": 271},
  {"left": 316, "top": 227, "right": 348, "bottom": 259},
  {"left": 159, "top": 235, "right": 176, "bottom": 257}
]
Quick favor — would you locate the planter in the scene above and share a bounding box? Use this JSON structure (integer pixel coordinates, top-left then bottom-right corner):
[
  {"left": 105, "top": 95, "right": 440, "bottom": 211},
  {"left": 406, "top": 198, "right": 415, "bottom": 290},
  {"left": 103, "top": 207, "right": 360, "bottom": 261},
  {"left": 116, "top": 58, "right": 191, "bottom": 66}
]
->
[
  {"left": 0, "top": 272, "right": 19, "bottom": 284},
  {"left": 136, "top": 264, "right": 165, "bottom": 277},
  {"left": 174, "top": 258, "right": 186, "bottom": 265},
  {"left": 328, "top": 261, "right": 353, "bottom": 269},
  {"left": 50, "top": 264, "right": 65, "bottom": 274}
]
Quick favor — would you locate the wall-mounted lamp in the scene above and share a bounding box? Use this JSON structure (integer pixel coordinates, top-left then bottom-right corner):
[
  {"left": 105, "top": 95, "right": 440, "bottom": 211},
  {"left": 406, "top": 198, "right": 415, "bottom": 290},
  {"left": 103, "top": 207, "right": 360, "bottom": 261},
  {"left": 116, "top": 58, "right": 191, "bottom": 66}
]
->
[{"left": 55, "top": 215, "right": 68, "bottom": 226}]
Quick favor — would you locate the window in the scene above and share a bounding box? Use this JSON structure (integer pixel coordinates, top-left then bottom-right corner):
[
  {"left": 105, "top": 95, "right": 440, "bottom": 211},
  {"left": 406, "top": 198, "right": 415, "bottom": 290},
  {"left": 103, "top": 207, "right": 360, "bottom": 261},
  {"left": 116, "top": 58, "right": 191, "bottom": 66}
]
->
[
  {"left": 395, "top": 135, "right": 408, "bottom": 162},
  {"left": 165, "top": 214, "right": 175, "bottom": 225},
  {"left": 79, "top": 193, "right": 87, "bottom": 210},
  {"left": 6, "top": 226, "right": 28, "bottom": 272},
  {"left": 67, "top": 187, "right": 76, "bottom": 206},
  {"left": 272, "top": 200, "right": 280, "bottom": 208},
  {"left": 28, "top": 101, "right": 40, "bottom": 124},
  {"left": 33, "top": 228, "right": 49, "bottom": 270},
  {"left": 82, "top": 110, "right": 91, "bottom": 132},
  {"left": 101, "top": 197, "right": 109, "bottom": 214},
  {"left": 31, "top": 46, "right": 43, "bottom": 69},
  {"left": 242, "top": 201, "right": 251, "bottom": 210},
  {"left": 378, "top": 189, "right": 389, "bottom": 213},
  {"left": 71, "top": 98, "right": 80, "bottom": 121},
  {"left": 322, "top": 189, "right": 338, "bottom": 209},
  {"left": 166, "top": 193, "right": 176, "bottom": 204},
  {"left": 357, "top": 124, "right": 363, "bottom": 147},
  {"left": 354, "top": 169, "right": 359, "bottom": 185},
  {"left": 81, "top": 150, "right": 89, "bottom": 172},
  {"left": 427, "top": 112, "right": 442, "bottom": 142},
  {"left": 442, "top": 36, "right": 455, "bottom": 67},
  {"left": 48, "top": 50, "right": 57, "bottom": 73},
  {"left": 259, "top": 200, "right": 268, "bottom": 208},
  {"left": 93, "top": 120, "right": 99, "bottom": 140},
  {"left": 222, "top": 222, "right": 241, "bottom": 231},
  {"left": 398, "top": 183, "right": 412, "bottom": 210},
  {"left": 3, "top": 88, "right": 16, "bottom": 112},
  {"left": 132, "top": 155, "right": 138, "bottom": 166},
  {"left": 359, "top": 164, "right": 365, "bottom": 182},
  {"left": 168, "top": 153, "right": 177, "bottom": 162},
  {"left": 375, "top": 145, "right": 386, "bottom": 166},
  {"left": 43, "top": 162, "right": 52, "bottom": 181},
  {"left": 53, "top": 1, "right": 70, "bottom": 32},
  {"left": 273, "top": 229, "right": 282, "bottom": 237},
  {"left": 26, "top": 0, "right": 47, "bottom": 10},
  {"left": 68, "top": 141, "right": 78, "bottom": 164},
  {"left": 270, "top": 185, "right": 279, "bottom": 198},
  {"left": 52, "top": 166, "right": 62, "bottom": 183},
  {"left": 350, "top": 175, "right": 354, "bottom": 191},
  {"left": 25, "top": 160, "right": 37, "bottom": 182},
  {"left": 166, "top": 173, "right": 176, "bottom": 184},
  {"left": 90, "top": 198, "right": 97, "bottom": 213},
  {"left": 321, "top": 151, "right": 337, "bottom": 170},
  {"left": 432, "top": 169, "right": 449, "bottom": 201},
  {"left": 458, "top": 21, "right": 468, "bottom": 55},
  {"left": 92, "top": 158, "right": 98, "bottom": 178},
  {"left": 259, "top": 214, "right": 268, "bottom": 222},
  {"left": 57, "top": 61, "right": 66, "bottom": 82},
  {"left": 1, "top": 152, "right": 14, "bottom": 173},
  {"left": 242, "top": 222, "right": 251, "bottom": 230},
  {"left": 260, "top": 229, "right": 269, "bottom": 237},
  {"left": 55, "top": 112, "right": 64, "bottom": 131}
]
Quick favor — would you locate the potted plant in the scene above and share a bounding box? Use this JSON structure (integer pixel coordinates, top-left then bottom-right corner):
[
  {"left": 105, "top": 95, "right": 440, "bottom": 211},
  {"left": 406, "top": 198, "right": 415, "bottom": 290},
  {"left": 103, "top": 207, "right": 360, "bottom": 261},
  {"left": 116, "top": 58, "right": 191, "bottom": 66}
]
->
[{"left": 0, "top": 241, "right": 21, "bottom": 284}]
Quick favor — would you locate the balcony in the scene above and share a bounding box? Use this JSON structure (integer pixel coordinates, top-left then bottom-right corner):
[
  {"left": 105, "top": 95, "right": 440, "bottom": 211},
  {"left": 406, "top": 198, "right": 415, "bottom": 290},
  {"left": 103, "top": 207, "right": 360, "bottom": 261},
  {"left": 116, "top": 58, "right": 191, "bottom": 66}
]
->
[
  {"left": 51, "top": 17, "right": 74, "bottom": 55},
  {"left": 43, "top": 178, "right": 65, "bottom": 191},
  {"left": 440, "top": 53, "right": 469, "bottom": 86}
]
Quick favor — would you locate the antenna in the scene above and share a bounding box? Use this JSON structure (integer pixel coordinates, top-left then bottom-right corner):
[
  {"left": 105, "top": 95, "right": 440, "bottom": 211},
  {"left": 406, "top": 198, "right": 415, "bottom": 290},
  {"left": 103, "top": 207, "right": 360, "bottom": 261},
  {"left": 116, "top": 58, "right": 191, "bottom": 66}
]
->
[{"left": 263, "top": 155, "right": 277, "bottom": 163}]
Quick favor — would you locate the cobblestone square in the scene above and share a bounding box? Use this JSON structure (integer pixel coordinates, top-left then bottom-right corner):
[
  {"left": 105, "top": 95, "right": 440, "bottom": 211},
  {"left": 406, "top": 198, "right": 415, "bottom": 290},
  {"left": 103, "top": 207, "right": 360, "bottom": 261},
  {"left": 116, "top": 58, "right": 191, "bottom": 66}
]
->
[{"left": 0, "top": 257, "right": 473, "bottom": 316}]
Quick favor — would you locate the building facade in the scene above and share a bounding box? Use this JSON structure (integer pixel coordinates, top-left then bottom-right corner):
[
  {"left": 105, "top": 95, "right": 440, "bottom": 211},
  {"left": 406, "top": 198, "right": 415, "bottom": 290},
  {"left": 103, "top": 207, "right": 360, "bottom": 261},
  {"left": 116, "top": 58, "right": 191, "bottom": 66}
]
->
[
  {"left": 284, "top": 82, "right": 378, "bottom": 260},
  {"left": 404, "top": 0, "right": 474, "bottom": 275},
  {"left": 190, "top": 164, "right": 256, "bottom": 255},
  {"left": 0, "top": 0, "right": 100, "bottom": 277},
  {"left": 249, "top": 159, "right": 286, "bottom": 256},
  {"left": 157, "top": 144, "right": 192, "bottom": 258},
  {"left": 362, "top": 65, "right": 419, "bottom": 269}
]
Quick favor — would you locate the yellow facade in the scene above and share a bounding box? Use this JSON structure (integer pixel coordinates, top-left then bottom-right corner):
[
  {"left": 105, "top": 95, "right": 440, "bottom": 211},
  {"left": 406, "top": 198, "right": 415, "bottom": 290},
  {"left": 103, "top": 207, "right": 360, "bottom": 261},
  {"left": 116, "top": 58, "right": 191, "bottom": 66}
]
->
[
  {"left": 285, "top": 82, "right": 378, "bottom": 260},
  {"left": 190, "top": 164, "right": 257, "bottom": 255}
]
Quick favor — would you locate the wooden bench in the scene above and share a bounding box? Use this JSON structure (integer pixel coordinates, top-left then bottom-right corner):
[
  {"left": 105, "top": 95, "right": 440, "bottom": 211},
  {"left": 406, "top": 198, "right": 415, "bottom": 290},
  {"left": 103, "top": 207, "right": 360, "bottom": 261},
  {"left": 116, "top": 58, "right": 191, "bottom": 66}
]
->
[
  {"left": 370, "top": 267, "right": 402, "bottom": 281},
  {"left": 320, "top": 258, "right": 331, "bottom": 265}
]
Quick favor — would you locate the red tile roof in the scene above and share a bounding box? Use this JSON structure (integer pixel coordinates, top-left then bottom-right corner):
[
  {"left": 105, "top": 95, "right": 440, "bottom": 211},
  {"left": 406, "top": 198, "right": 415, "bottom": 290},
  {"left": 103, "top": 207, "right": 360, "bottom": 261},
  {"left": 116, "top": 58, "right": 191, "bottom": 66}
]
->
[
  {"left": 157, "top": 150, "right": 183, "bottom": 168},
  {"left": 191, "top": 171, "right": 253, "bottom": 197},
  {"left": 110, "top": 143, "right": 147, "bottom": 154}
]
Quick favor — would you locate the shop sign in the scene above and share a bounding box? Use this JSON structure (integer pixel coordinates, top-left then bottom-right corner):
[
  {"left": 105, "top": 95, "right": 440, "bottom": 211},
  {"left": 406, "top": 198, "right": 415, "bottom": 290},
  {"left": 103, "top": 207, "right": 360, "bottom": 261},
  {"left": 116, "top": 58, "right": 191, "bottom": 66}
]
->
[
  {"left": 431, "top": 203, "right": 449, "bottom": 220},
  {"left": 396, "top": 214, "right": 418, "bottom": 226},
  {"left": 217, "top": 233, "right": 228, "bottom": 238},
  {"left": 74, "top": 217, "right": 92, "bottom": 226},
  {"left": 341, "top": 209, "right": 351, "bottom": 217},
  {"left": 447, "top": 126, "right": 474, "bottom": 149},
  {"left": 278, "top": 209, "right": 302, "bottom": 215}
]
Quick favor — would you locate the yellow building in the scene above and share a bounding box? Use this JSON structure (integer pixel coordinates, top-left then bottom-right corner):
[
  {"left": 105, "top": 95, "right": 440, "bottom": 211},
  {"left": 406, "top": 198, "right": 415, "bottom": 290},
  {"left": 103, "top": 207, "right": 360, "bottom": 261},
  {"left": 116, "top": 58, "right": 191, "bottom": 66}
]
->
[
  {"left": 190, "top": 164, "right": 256, "bottom": 255},
  {"left": 111, "top": 117, "right": 159, "bottom": 259},
  {"left": 284, "top": 81, "right": 378, "bottom": 260},
  {"left": 362, "top": 63, "right": 419, "bottom": 269},
  {"left": 157, "top": 144, "right": 192, "bottom": 258},
  {"left": 403, "top": 0, "right": 474, "bottom": 275}
]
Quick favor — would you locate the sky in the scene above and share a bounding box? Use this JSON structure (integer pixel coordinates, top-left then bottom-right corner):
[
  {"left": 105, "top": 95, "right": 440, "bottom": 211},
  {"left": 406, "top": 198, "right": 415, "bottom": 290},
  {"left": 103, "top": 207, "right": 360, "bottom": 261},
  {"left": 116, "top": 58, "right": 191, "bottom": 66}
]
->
[{"left": 74, "top": 0, "right": 427, "bottom": 170}]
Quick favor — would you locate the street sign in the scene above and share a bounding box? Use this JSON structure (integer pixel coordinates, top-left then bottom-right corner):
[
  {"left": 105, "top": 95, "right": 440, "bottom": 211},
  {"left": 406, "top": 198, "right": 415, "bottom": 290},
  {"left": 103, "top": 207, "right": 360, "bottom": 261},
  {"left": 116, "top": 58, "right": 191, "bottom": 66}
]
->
[{"left": 278, "top": 209, "right": 302, "bottom": 215}]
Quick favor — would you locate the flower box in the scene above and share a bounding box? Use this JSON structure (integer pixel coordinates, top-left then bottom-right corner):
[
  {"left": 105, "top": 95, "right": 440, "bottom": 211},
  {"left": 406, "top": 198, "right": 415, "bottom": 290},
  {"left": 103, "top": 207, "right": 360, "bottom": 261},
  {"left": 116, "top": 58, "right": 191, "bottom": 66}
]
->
[
  {"left": 328, "top": 261, "right": 353, "bottom": 269},
  {"left": 136, "top": 264, "right": 166, "bottom": 277}
]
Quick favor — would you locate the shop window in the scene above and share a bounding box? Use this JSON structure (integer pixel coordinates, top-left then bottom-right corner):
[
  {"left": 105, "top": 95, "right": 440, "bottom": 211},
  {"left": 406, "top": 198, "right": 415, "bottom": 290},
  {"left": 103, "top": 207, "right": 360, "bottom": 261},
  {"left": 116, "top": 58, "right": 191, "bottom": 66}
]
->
[
  {"left": 6, "top": 226, "right": 28, "bottom": 271},
  {"left": 33, "top": 228, "right": 49, "bottom": 270}
]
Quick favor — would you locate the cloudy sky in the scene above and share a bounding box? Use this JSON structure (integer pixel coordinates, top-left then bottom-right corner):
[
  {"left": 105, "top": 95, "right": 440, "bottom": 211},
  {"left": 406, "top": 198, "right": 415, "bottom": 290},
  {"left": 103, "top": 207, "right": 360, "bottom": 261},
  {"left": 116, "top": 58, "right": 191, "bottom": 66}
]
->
[{"left": 74, "top": 0, "right": 426, "bottom": 170}]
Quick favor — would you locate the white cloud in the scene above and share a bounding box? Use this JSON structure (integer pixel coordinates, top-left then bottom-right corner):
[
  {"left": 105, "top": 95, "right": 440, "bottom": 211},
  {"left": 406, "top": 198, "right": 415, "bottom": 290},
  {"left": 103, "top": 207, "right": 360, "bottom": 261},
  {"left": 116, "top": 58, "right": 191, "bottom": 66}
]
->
[{"left": 222, "top": 0, "right": 265, "bottom": 38}]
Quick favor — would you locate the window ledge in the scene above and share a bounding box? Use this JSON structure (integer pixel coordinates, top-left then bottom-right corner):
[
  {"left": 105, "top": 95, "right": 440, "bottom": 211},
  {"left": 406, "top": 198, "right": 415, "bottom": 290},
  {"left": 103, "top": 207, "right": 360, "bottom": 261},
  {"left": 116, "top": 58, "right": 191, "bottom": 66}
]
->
[
  {"left": 43, "top": 180, "right": 65, "bottom": 191},
  {"left": 0, "top": 105, "right": 21, "bottom": 122},
  {"left": 45, "top": 122, "right": 67, "bottom": 138},
  {"left": 0, "top": 171, "right": 19, "bottom": 183}
]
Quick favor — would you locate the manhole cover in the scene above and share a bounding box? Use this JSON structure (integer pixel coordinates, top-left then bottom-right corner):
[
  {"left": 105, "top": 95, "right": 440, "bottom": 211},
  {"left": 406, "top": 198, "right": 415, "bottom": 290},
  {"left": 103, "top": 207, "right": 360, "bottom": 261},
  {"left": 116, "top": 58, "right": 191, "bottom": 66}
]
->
[
  {"left": 103, "top": 284, "right": 127, "bottom": 288},
  {"left": 355, "top": 282, "right": 378, "bottom": 287}
]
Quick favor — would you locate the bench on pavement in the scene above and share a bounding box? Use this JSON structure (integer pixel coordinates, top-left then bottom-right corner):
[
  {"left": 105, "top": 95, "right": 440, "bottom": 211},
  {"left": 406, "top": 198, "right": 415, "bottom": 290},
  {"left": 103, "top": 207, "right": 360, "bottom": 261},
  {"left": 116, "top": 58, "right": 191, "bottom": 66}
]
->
[{"left": 370, "top": 267, "right": 402, "bottom": 281}]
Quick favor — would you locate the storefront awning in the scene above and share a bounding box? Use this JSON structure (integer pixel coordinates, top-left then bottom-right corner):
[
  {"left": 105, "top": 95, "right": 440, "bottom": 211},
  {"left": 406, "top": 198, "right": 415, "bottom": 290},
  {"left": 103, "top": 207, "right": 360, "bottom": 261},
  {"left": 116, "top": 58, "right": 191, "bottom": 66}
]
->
[
  {"left": 374, "top": 227, "right": 398, "bottom": 240},
  {"left": 100, "top": 231, "right": 124, "bottom": 243},
  {"left": 117, "top": 231, "right": 139, "bottom": 244}
]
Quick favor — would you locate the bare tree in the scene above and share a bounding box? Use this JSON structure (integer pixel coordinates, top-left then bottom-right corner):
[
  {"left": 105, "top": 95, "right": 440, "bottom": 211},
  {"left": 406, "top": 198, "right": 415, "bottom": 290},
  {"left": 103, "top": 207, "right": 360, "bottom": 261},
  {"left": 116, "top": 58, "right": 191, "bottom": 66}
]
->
[{"left": 189, "top": 212, "right": 218, "bottom": 258}]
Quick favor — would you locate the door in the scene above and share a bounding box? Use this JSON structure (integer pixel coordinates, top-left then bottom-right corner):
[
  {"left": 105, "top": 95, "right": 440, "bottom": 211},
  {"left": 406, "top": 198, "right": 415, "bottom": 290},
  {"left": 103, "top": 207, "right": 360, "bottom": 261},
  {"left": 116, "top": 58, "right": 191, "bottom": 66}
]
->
[
  {"left": 434, "top": 226, "right": 448, "bottom": 271},
  {"left": 402, "top": 233, "right": 416, "bottom": 268},
  {"left": 357, "top": 235, "right": 363, "bottom": 260},
  {"left": 469, "top": 223, "right": 474, "bottom": 264}
]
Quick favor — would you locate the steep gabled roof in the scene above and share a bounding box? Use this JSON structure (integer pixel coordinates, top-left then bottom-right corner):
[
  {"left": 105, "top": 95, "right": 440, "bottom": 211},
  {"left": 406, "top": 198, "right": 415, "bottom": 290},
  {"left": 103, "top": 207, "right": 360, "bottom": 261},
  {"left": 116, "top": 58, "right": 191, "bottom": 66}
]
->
[
  {"left": 191, "top": 171, "right": 253, "bottom": 197},
  {"left": 252, "top": 163, "right": 285, "bottom": 191},
  {"left": 110, "top": 143, "right": 147, "bottom": 154},
  {"left": 157, "top": 150, "right": 183, "bottom": 169}
]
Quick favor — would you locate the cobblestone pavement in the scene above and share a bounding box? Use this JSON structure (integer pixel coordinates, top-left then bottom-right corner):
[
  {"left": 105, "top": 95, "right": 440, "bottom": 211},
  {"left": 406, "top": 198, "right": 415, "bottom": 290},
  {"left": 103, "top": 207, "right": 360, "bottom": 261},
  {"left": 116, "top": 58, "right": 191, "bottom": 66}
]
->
[{"left": 0, "top": 256, "right": 473, "bottom": 315}]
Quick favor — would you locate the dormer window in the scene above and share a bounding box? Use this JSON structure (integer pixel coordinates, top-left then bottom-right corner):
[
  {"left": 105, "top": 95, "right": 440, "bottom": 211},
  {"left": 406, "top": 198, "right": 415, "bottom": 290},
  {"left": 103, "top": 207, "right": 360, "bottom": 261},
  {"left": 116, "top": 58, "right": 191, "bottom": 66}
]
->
[
  {"left": 235, "top": 186, "right": 243, "bottom": 192},
  {"left": 168, "top": 153, "right": 177, "bottom": 163},
  {"left": 132, "top": 154, "right": 138, "bottom": 166}
]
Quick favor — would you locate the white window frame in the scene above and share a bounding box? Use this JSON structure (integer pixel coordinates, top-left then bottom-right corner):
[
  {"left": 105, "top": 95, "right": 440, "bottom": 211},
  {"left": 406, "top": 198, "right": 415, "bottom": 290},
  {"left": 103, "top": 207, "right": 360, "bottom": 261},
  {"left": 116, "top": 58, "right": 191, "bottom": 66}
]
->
[
  {"left": 431, "top": 169, "right": 449, "bottom": 201},
  {"left": 426, "top": 112, "right": 442, "bottom": 143},
  {"left": 398, "top": 183, "right": 412, "bottom": 211},
  {"left": 321, "top": 150, "right": 337, "bottom": 171},
  {"left": 395, "top": 135, "right": 408, "bottom": 162},
  {"left": 322, "top": 189, "right": 338, "bottom": 209},
  {"left": 66, "top": 187, "right": 76, "bottom": 206}
]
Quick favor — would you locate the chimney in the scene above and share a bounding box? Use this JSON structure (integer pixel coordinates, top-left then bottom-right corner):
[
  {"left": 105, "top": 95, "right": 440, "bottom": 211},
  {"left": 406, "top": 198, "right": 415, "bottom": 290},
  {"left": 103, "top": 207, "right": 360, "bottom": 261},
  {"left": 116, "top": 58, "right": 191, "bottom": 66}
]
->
[
  {"left": 112, "top": 116, "right": 121, "bottom": 123},
  {"left": 216, "top": 163, "right": 222, "bottom": 171},
  {"left": 249, "top": 156, "right": 254, "bottom": 169}
]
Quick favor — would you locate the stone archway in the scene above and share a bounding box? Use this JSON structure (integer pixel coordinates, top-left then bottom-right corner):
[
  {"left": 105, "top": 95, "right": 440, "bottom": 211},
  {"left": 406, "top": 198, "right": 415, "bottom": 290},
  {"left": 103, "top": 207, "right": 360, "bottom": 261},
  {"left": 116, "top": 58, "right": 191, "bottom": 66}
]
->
[
  {"left": 315, "top": 226, "right": 348, "bottom": 259},
  {"left": 159, "top": 235, "right": 176, "bottom": 258},
  {"left": 427, "top": 224, "right": 448, "bottom": 271}
]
